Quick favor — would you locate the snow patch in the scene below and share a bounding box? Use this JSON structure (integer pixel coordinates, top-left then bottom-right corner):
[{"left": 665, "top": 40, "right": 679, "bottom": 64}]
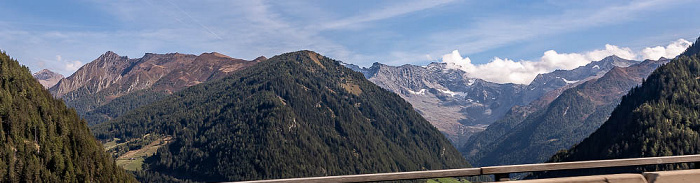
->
[
  {"left": 467, "top": 79, "right": 475, "bottom": 86},
  {"left": 592, "top": 65, "right": 600, "bottom": 69},
  {"left": 438, "top": 89, "right": 465, "bottom": 97},
  {"left": 407, "top": 88, "right": 427, "bottom": 95},
  {"left": 556, "top": 77, "right": 579, "bottom": 84},
  {"left": 562, "top": 78, "right": 579, "bottom": 84}
]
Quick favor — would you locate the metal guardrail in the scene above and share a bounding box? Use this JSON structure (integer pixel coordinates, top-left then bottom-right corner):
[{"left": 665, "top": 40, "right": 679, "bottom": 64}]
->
[{"left": 232, "top": 154, "right": 700, "bottom": 183}]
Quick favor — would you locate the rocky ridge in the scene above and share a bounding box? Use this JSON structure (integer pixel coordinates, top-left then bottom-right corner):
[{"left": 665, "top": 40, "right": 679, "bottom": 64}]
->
[
  {"left": 49, "top": 51, "right": 262, "bottom": 125},
  {"left": 32, "top": 69, "right": 63, "bottom": 88}
]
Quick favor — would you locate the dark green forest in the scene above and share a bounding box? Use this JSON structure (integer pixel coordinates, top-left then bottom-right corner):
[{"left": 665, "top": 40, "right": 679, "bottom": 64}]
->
[
  {"left": 0, "top": 51, "right": 135, "bottom": 182},
  {"left": 536, "top": 37, "right": 700, "bottom": 178},
  {"left": 82, "top": 90, "right": 167, "bottom": 125},
  {"left": 93, "top": 50, "right": 470, "bottom": 182}
]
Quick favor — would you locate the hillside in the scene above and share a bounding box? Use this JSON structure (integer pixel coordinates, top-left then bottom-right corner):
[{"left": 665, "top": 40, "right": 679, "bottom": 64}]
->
[
  {"left": 536, "top": 37, "right": 700, "bottom": 177},
  {"left": 93, "top": 50, "right": 470, "bottom": 182},
  {"left": 462, "top": 58, "right": 667, "bottom": 167},
  {"left": 0, "top": 51, "right": 134, "bottom": 182},
  {"left": 50, "top": 51, "right": 261, "bottom": 125}
]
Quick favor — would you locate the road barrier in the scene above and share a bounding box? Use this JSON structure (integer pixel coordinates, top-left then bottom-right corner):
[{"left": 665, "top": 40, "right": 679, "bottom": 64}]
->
[{"left": 233, "top": 154, "right": 700, "bottom": 183}]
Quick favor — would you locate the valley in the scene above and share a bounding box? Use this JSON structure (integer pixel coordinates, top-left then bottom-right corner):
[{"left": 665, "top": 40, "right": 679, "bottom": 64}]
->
[
  {"left": 22, "top": 38, "right": 695, "bottom": 182},
  {"left": 20, "top": 38, "right": 697, "bottom": 182},
  {"left": 5, "top": 1, "right": 700, "bottom": 182}
]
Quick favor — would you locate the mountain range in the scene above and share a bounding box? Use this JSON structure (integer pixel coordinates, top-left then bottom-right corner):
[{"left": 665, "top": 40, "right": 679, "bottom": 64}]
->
[
  {"left": 462, "top": 57, "right": 668, "bottom": 167},
  {"left": 49, "top": 51, "right": 263, "bottom": 125},
  {"left": 91, "top": 51, "right": 469, "bottom": 182},
  {"left": 23, "top": 35, "right": 697, "bottom": 182},
  {"left": 346, "top": 56, "right": 637, "bottom": 145}
]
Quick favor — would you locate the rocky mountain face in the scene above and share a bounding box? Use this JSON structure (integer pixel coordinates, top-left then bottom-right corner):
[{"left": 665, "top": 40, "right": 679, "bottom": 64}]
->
[
  {"left": 522, "top": 55, "right": 637, "bottom": 103},
  {"left": 49, "top": 51, "right": 262, "bottom": 125},
  {"left": 345, "top": 56, "right": 637, "bottom": 145},
  {"left": 32, "top": 69, "right": 63, "bottom": 88},
  {"left": 350, "top": 62, "right": 523, "bottom": 145},
  {"left": 462, "top": 58, "right": 668, "bottom": 167},
  {"left": 92, "top": 50, "right": 469, "bottom": 182}
]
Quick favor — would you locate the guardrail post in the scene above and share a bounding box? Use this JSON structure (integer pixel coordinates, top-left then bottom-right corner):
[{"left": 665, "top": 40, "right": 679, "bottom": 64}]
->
[{"left": 494, "top": 173, "right": 510, "bottom": 181}]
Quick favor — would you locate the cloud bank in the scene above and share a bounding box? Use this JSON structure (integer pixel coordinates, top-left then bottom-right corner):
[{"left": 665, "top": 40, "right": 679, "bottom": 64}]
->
[
  {"left": 641, "top": 39, "right": 692, "bottom": 60},
  {"left": 443, "top": 39, "right": 691, "bottom": 84}
]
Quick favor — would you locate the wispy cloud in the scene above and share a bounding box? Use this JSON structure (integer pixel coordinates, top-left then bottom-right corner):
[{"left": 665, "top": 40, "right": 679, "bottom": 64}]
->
[
  {"left": 427, "top": 0, "right": 677, "bottom": 56},
  {"left": 164, "top": 0, "right": 223, "bottom": 40},
  {"left": 318, "top": 0, "right": 456, "bottom": 30}
]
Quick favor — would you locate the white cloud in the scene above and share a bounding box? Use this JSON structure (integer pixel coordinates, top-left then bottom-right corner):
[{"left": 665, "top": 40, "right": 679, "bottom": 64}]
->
[
  {"left": 537, "top": 44, "right": 636, "bottom": 71},
  {"left": 444, "top": 50, "right": 554, "bottom": 84},
  {"left": 641, "top": 39, "right": 692, "bottom": 60},
  {"left": 65, "top": 60, "right": 83, "bottom": 72},
  {"left": 443, "top": 39, "right": 691, "bottom": 84},
  {"left": 48, "top": 55, "right": 82, "bottom": 73}
]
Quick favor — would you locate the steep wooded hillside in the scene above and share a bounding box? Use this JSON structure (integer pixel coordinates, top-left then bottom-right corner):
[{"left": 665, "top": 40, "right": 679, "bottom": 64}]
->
[{"left": 0, "top": 51, "right": 134, "bottom": 182}]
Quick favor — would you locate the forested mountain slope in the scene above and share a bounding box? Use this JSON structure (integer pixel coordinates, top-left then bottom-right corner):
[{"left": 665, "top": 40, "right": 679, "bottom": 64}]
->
[
  {"left": 536, "top": 37, "right": 700, "bottom": 178},
  {"left": 462, "top": 58, "right": 667, "bottom": 167},
  {"left": 93, "top": 50, "right": 469, "bottom": 182},
  {"left": 0, "top": 51, "right": 134, "bottom": 182}
]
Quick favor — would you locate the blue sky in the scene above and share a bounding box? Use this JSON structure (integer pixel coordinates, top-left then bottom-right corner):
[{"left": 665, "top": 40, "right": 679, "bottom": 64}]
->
[{"left": 1, "top": 0, "right": 699, "bottom": 84}]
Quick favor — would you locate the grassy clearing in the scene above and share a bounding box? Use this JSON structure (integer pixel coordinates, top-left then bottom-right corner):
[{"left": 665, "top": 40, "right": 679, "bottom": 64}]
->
[
  {"left": 103, "top": 138, "right": 121, "bottom": 150},
  {"left": 116, "top": 157, "right": 145, "bottom": 171},
  {"left": 104, "top": 135, "right": 172, "bottom": 171}
]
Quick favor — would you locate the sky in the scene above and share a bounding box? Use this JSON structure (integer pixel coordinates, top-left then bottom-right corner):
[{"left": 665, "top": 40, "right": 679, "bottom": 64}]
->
[{"left": 1, "top": 0, "right": 699, "bottom": 84}]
